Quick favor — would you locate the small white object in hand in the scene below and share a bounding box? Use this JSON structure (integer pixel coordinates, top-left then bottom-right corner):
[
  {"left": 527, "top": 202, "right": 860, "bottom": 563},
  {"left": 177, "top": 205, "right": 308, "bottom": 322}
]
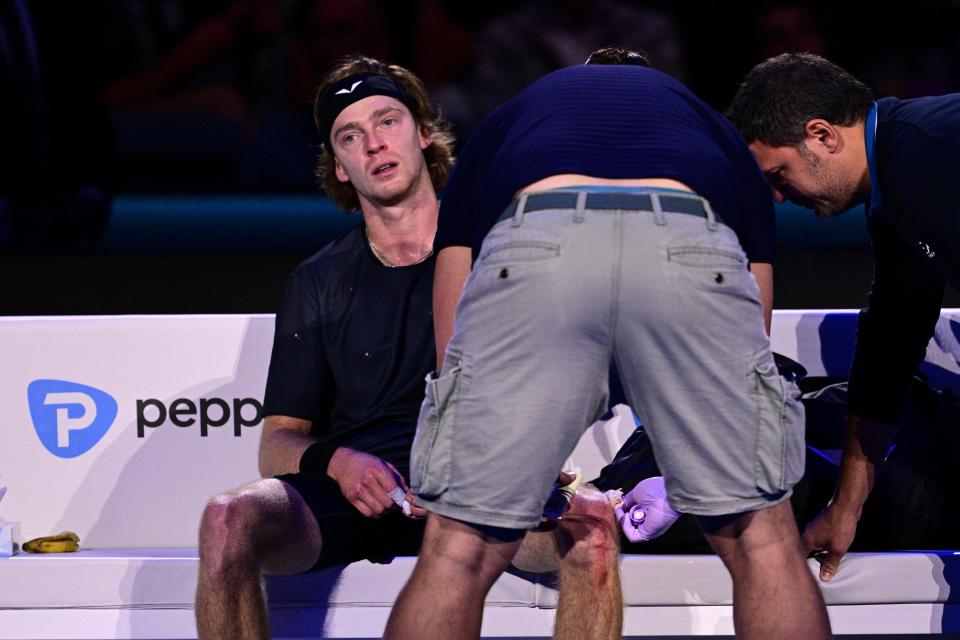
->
[
  {"left": 388, "top": 486, "right": 413, "bottom": 517},
  {"left": 388, "top": 486, "right": 405, "bottom": 504}
]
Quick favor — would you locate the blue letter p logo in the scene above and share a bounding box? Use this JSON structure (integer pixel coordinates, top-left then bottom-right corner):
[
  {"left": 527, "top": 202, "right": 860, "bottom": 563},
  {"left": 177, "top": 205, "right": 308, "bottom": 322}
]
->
[{"left": 28, "top": 380, "right": 118, "bottom": 458}]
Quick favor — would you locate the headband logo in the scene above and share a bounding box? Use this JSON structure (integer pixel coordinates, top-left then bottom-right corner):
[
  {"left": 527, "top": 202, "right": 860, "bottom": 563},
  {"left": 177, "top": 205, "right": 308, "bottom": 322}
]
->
[{"left": 335, "top": 80, "right": 364, "bottom": 95}]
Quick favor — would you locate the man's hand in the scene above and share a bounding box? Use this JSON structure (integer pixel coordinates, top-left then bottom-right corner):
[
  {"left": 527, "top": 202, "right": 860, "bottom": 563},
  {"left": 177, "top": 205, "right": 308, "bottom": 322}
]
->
[
  {"left": 801, "top": 501, "right": 859, "bottom": 582},
  {"left": 802, "top": 412, "right": 897, "bottom": 581},
  {"left": 326, "top": 447, "right": 427, "bottom": 519},
  {"left": 614, "top": 476, "right": 681, "bottom": 543}
]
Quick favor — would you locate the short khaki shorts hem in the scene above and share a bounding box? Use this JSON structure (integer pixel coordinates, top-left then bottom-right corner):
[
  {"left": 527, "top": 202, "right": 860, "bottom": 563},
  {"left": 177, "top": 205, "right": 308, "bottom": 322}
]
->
[
  {"left": 418, "top": 496, "right": 541, "bottom": 530},
  {"left": 669, "top": 487, "right": 794, "bottom": 517}
]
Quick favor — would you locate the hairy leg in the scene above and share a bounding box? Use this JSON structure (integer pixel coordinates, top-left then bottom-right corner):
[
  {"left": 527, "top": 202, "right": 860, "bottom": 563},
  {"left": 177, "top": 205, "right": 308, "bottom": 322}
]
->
[
  {"left": 698, "top": 500, "right": 831, "bottom": 640},
  {"left": 511, "top": 528, "right": 562, "bottom": 573},
  {"left": 384, "top": 513, "right": 524, "bottom": 640},
  {"left": 510, "top": 485, "right": 622, "bottom": 640},
  {"left": 552, "top": 485, "right": 622, "bottom": 640},
  {"left": 196, "top": 479, "right": 322, "bottom": 640}
]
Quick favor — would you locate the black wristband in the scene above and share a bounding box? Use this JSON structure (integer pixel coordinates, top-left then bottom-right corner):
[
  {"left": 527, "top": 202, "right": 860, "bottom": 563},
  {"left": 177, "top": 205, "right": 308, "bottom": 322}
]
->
[{"left": 299, "top": 441, "right": 339, "bottom": 477}]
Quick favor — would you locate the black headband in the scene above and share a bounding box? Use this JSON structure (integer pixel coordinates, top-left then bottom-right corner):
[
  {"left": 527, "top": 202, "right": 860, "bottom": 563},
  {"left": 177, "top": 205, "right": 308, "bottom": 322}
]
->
[{"left": 315, "top": 72, "right": 418, "bottom": 149}]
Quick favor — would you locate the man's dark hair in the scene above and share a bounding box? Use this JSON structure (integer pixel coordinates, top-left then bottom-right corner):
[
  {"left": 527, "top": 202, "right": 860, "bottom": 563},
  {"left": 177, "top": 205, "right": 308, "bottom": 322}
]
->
[
  {"left": 313, "top": 54, "right": 455, "bottom": 212},
  {"left": 585, "top": 47, "right": 651, "bottom": 67},
  {"left": 726, "top": 52, "right": 874, "bottom": 147}
]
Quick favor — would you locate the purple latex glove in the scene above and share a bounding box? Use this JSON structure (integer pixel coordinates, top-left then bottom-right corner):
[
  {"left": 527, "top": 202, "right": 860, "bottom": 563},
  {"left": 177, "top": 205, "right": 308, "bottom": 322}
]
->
[{"left": 614, "top": 476, "right": 682, "bottom": 543}]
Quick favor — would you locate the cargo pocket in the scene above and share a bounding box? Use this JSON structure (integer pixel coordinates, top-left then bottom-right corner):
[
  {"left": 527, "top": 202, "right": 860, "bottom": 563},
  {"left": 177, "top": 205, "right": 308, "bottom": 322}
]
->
[
  {"left": 411, "top": 363, "right": 462, "bottom": 499},
  {"left": 752, "top": 353, "right": 806, "bottom": 495}
]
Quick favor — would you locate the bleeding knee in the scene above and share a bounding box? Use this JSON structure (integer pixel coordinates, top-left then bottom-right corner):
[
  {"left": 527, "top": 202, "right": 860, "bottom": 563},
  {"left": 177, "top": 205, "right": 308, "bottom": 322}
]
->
[
  {"left": 564, "top": 485, "right": 617, "bottom": 530},
  {"left": 558, "top": 486, "right": 619, "bottom": 566}
]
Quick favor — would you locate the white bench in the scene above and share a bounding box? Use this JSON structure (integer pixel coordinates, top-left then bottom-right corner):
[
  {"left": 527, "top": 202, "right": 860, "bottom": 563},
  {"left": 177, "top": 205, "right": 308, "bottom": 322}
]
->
[
  {"left": 3, "top": 311, "right": 960, "bottom": 638},
  {"left": 1, "top": 549, "right": 957, "bottom": 638}
]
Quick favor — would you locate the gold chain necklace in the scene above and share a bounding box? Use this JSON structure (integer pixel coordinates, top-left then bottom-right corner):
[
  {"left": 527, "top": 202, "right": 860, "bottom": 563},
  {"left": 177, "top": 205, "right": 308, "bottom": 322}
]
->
[
  {"left": 365, "top": 228, "right": 432, "bottom": 268},
  {"left": 366, "top": 230, "right": 396, "bottom": 267}
]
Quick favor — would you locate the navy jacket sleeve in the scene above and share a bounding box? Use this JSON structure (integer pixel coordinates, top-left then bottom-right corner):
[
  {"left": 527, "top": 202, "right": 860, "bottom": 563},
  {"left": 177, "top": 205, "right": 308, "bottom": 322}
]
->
[{"left": 847, "top": 216, "right": 944, "bottom": 424}]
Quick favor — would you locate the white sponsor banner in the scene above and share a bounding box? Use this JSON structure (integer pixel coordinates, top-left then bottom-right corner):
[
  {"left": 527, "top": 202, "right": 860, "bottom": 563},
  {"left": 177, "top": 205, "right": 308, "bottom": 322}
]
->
[
  {"left": 2, "top": 311, "right": 959, "bottom": 549},
  {"left": 2, "top": 315, "right": 273, "bottom": 547}
]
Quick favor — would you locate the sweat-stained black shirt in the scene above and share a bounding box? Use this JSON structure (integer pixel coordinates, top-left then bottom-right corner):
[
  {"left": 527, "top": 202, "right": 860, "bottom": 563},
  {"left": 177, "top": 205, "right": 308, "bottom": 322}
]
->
[{"left": 262, "top": 226, "right": 435, "bottom": 479}]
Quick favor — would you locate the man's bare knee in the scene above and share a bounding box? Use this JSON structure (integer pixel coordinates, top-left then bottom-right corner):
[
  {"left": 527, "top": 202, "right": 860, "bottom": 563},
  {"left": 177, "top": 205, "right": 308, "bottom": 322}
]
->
[
  {"left": 563, "top": 484, "right": 617, "bottom": 531},
  {"left": 422, "top": 515, "right": 523, "bottom": 585},
  {"left": 557, "top": 485, "right": 618, "bottom": 568},
  {"left": 199, "top": 491, "right": 266, "bottom": 578},
  {"left": 510, "top": 485, "right": 619, "bottom": 573},
  {"left": 699, "top": 500, "right": 802, "bottom": 565}
]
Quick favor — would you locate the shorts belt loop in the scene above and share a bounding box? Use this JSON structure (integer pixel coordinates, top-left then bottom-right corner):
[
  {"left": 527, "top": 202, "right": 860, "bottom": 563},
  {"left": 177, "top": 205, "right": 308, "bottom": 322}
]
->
[
  {"left": 651, "top": 191, "right": 667, "bottom": 226},
  {"left": 573, "top": 191, "right": 587, "bottom": 223},
  {"left": 703, "top": 199, "right": 719, "bottom": 231},
  {"left": 512, "top": 193, "right": 529, "bottom": 227}
]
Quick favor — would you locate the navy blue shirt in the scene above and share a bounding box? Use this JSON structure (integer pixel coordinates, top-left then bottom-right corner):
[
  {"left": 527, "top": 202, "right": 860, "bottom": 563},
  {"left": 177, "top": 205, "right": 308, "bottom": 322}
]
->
[
  {"left": 848, "top": 95, "right": 960, "bottom": 424},
  {"left": 262, "top": 226, "right": 436, "bottom": 478},
  {"left": 436, "top": 65, "right": 776, "bottom": 263}
]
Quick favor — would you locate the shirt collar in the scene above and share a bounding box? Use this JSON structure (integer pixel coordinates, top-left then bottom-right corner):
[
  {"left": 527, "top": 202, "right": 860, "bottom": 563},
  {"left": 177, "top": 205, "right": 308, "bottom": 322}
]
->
[{"left": 865, "top": 101, "right": 882, "bottom": 216}]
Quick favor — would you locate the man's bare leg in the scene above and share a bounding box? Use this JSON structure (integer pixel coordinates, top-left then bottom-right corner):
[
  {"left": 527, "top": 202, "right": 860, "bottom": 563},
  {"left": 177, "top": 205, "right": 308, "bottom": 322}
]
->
[
  {"left": 699, "top": 500, "right": 831, "bottom": 640},
  {"left": 384, "top": 513, "right": 524, "bottom": 640},
  {"left": 196, "top": 479, "right": 323, "bottom": 640},
  {"left": 553, "top": 485, "right": 622, "bottom": 640},
  {"left": 512, "top": 484, "right": 622, "bottom": 640}
]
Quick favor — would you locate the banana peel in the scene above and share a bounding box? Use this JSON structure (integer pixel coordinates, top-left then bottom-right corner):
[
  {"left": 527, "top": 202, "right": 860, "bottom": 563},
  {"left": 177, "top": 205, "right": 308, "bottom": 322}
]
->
[{"left": 23, "top": 531, "right": 80, "bottom": 553}]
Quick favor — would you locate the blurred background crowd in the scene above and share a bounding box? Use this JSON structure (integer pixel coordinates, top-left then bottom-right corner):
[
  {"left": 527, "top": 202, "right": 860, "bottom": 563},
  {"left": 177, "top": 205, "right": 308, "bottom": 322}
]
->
[{"left": 3, "top": 0, "right": 959, "bottom": 312}]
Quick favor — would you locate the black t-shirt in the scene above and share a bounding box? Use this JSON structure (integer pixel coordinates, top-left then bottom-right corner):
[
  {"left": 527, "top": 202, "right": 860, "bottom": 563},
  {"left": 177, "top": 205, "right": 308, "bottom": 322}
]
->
[
  {"left": 435, "top": 64, "right": 776, "bottom": 264},
  {"left": 262, "top": 226, "right": 436, "bottom": 478}
]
